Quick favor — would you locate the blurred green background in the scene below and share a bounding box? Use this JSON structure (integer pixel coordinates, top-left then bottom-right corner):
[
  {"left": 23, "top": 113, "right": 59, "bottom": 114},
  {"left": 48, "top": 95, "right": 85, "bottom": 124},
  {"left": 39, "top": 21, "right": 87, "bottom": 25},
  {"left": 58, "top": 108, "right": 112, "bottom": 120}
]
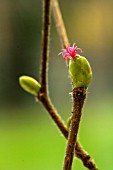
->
[{"left": 0, "top": 0, "right": 113, "bottom": 169}]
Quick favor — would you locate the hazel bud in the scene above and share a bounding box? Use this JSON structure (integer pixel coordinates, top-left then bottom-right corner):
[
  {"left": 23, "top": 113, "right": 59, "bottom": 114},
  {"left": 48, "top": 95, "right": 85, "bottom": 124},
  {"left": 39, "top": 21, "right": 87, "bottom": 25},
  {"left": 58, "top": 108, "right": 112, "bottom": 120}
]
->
[
  {"left": 66, "top": 116, "right": 72, "bottom": 131},
  {"left": 69, "top": 55, "right": 92, "bottom": 89},
  {"left": 19, "top": 76, "right": 41, "bottom": 96}
]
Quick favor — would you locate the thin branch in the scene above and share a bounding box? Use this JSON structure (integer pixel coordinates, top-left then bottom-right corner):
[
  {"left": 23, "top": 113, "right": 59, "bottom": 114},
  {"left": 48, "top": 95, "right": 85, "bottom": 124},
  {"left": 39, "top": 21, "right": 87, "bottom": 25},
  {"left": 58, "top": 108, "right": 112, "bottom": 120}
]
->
[
  {"left": 75, "top": 143, "right": 98, "bottom": 170},
  {"left": 38, "top": 92, "right": 98, "bottom": 170},
  {"left": 40, "top": 0, "right": 51, "bottom": 94},
  {"left": 39, "top": 0, "right": 98, "bottom": 169},
  {"left": 51, "top": 0, "right": 98, "bottom": 169},
  {"left": 38, "top": 94, "right": 68, "bottom": 139},
  {"left": 63, "top": 87, "right": 86, "bottom": 170},
  {"left": 51, "top": 0, "right": 68, "bottom": 48}
]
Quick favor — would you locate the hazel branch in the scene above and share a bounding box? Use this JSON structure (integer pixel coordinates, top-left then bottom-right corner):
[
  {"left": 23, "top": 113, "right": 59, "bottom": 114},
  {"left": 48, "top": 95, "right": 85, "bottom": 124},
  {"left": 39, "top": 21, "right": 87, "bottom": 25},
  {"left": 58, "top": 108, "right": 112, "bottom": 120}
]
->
[
  {"left": 38, "top": 90, "right": 98, "bottom": 170},
  {"left": 75, "top": 143, "right": 98, "bottom": 170},
  {"left": 51, "top": 0, "right": 68, "bottom": 48},
  {"left": 51, "top": 0, "right": 98, "bottom": 169},
  {"left": 63, "top": 87, "right": 86, "bottom": 170},
  {"left": 19, "top": 0, "right": 98, "bottom": 169},
  {"left": 38, "top": 94, "right": 68, "bottom": 139},
  {"left": 40, "top": 0, "right": 51, "bottom": 94}
]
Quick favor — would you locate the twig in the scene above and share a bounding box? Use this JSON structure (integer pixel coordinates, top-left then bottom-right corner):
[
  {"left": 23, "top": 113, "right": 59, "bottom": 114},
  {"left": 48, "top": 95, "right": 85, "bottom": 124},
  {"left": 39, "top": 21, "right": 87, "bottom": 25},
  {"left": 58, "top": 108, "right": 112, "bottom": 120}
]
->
[
  {"left": 51, "top": 0, "right": 98, "bottom": 169},
  {"left": 63, "top": 87, "right": 86, "bottom": 170},
  {"left": 51, "top": 0, "right": 68, "bottom": 48},
  {"left": 38, "top": 94, "right": 68, "bottom": 139},
  {"left": 38, "top": 92, "right": 98, "bottom": 170},
  {"left": 40, "top": 0, "right": 51, "bottom": 94},
  {"left": 38, "top": 0, "right": 98, "bottom": 169},
  {"left": 39, "top": 0, "right": 68, "bottom": 139},
  {"left": 75, "top": 142, "right": 98, "bottom": 170}
]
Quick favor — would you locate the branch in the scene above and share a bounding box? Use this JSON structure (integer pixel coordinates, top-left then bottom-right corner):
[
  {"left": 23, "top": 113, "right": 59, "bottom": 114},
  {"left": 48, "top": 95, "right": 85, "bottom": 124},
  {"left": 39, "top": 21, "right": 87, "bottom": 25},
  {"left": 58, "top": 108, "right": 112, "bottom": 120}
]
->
[
  {"left": 38, "top": 94, "right": 68, "bottom": 139},
  {"left": 40, "top": 0, "right": 51, "bottom": 94},
  {"left": 51, "top": 0, "right": 98, "bottom": 169},
  {"left": 63, "top": 87, "right": 86, "bottom": 170},
  {"left": 39, "top": 0, "right": 68, "bottom": 139},
  {"left": 75, "top": 142, "right": 98, "bottom": 170},
  {"left": 38, "top": 0, "right": 98, "bottom": 169},
  {"left": 51, "top": 0, "right": 68, "bottom": 48},
  {"left": 38, "top": 91, "right": 98, "bottom": 170}
]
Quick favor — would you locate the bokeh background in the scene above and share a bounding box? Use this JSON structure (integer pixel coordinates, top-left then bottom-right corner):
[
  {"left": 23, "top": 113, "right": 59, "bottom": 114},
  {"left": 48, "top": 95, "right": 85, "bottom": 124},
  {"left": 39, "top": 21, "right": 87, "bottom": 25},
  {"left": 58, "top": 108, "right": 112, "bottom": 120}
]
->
[{"left": 0, "top": 0, "right": 113, "bottom": 169}]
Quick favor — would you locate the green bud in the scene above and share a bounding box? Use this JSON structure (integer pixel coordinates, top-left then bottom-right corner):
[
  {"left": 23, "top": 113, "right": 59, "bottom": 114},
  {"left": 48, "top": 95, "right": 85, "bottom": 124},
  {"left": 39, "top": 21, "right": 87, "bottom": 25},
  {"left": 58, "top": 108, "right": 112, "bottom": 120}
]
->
[
  {"left": 69, "top": 55, "right": 92, "bottom": 89},
  {"left": 19, "top": 76, "right": 41, "bottom": 96},
  {"left": 66, "top": 116, "right": 72, "bottom": 131}
]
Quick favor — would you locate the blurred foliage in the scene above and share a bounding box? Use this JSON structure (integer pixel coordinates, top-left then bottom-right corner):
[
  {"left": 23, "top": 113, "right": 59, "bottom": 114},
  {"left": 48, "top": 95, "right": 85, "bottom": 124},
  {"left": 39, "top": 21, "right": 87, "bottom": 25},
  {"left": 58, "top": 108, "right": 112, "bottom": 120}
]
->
[{"left": 0, "top": 0, "right": 113, "bottom": 169}]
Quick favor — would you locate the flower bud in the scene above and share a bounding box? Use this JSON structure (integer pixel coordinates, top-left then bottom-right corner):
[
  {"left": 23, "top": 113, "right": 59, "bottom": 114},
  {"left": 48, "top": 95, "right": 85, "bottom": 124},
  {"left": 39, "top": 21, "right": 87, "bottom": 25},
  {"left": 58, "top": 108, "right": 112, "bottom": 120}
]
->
[
  {"left": 69, "top": 55, "right": 92, "bottom": 89},
  {"left": 19, "top": 76, "right": 41, "bottom": 96},
  {"left": 66, "top": 116, "right": 72, "bottom": 131}
]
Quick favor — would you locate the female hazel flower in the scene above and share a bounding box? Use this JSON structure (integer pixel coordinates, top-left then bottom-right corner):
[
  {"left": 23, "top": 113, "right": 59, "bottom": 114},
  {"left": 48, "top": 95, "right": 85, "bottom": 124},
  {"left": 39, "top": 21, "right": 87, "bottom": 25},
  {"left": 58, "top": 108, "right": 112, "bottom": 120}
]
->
[
  {"left": 58, "top": 43, "right": 82, "bottom": 60},
  {"left": 58, "top": 43, "right": 92, "bottom": 89}
]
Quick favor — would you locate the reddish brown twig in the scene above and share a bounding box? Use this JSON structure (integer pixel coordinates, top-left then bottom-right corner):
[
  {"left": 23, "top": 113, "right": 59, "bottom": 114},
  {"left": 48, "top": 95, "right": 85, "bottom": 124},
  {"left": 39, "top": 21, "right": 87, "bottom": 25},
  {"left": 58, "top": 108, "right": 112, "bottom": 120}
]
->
[
  {"left": 63, "top": 87, "right": 86, "bottom": 170},
  {"left": 38, "top": 92, "right": 98, "bottom": 170},
  {"left": 51, "top": 0, "right": 68, "bottom": 48},
  {"left": 38, "top": 0, "right": 98, "bottom": 169},
  {"left": 40, "top": 0, "right": 51, "bottom": 94}
]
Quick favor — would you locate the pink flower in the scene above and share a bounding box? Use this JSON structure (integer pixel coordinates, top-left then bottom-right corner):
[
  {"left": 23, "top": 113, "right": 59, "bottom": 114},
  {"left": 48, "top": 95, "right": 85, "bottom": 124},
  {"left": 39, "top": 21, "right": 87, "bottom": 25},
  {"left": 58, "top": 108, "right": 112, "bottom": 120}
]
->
[{"left": 58, "top": 43, "right": 82, "bottom": 60}]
